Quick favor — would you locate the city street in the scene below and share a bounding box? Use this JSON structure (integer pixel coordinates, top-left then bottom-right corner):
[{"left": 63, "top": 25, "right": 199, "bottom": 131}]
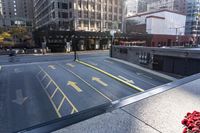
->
[{"left": 0, "top": 51, "right": 172, "bottom": 132}]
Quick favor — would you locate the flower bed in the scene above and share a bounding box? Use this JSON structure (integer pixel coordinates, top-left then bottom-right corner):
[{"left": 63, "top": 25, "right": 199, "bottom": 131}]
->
[{"left": 182, "top": 111, "right": 200, "bottom": 133}]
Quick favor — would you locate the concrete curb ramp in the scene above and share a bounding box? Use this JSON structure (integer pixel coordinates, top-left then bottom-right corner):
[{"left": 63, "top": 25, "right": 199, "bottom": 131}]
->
[
  {"left": 76, "top": 60, "right": 144, "bottom": 92},
  {"left": 109, "top": 58, "right": 177, "bottom": 81}
]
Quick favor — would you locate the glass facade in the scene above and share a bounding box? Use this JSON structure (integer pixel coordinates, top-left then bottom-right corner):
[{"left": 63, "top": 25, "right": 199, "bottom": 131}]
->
[{"left": 185, "top": 0, "right": 200, "bottom": 38}]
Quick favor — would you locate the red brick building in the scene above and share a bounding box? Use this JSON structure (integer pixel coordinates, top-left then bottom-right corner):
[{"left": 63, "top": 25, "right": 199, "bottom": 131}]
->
[
  {"left": 115, "top": 33, "right": 193, "bottom": 47},
  {"left": 151, "top": 34, "right": 194, "bottom": 47}
]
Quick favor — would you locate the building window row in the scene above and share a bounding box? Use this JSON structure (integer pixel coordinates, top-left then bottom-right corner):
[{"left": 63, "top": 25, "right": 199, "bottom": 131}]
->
[
  {"left": 58, "top": 2, "right": 72, "bottom": 10},
  {"left": 58, "top": 12, "right": 72, "bottom": 19}
]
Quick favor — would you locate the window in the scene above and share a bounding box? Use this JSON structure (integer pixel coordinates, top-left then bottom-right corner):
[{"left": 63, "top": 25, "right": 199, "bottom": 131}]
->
[
  {"left": 69, "top": 2, "right": 72, "bottom": 9},
  {"left": 109, "top": 14, "right": 112, "bottom": 20},
  {"left": 52, "top": 12, "right": 55, "bottom": 18},
  {"left": 97, "top": 4, "right": 101, "bottom": 11},
  {"left": 52, "top": 2, "right": 54, "bottom": 9},
  {"left": 97, "top": 13, "right": 101, "bottom": 20},
  {"left": 91, "top": 12, "right": 95, "bottom": 19},
  {"left": 115, "top": 0, "right": 118, "bottom": 5},
  {"left": 84, "top": 11, "right": 88, "bottom": 18},
  {"left": 84, "top": 20, "right": 88, "bottom": 27},
  {"left": 109, "top": 6, "right": 112, "bottom": 12},
  {"left": 114, "top": 7, "right": 117, "bottom": 13},
  {"left": 62, "top": 3, "right": 68, "bottom": 9},
  {"left": 62, "top": 12, "right": 68, "bottom": 18},
  {"left": 69, "top": 12, "right": 72, "bottom": 18},
  {"left": 78, "top": 11, "right": 82, "bottom": 18}
]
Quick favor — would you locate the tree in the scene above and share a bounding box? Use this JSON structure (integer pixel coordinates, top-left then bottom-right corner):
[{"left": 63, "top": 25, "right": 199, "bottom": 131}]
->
[
  {"left": 9, "top": 27, "right": 28, "bottom": 38},
  {"left": 0, "top": 32, "right": 14, "bottom": 47}
]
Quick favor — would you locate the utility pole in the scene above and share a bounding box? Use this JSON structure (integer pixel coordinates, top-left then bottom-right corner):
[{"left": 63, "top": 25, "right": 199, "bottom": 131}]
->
[{"left": 73, "top": 0, "right": 78, "bottom": 61}]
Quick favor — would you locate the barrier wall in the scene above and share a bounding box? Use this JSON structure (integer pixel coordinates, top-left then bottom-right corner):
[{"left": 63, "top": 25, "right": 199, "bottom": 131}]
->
[{"left": 111, "top": 46, "right": 200, "bottom": 76}]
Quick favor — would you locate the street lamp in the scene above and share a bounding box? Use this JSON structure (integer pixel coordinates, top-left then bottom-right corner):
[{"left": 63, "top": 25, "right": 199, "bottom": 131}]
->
[{"left": 170, "top": 26, "right": 185, "bottom": 46}]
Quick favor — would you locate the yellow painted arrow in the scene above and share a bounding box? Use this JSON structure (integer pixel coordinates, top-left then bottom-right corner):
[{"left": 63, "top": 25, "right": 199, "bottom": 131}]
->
[
  {"left": 67, "top": 63, "right": 75, "bottom": 68},
  {"left": 67, "top": 81, "right": 82, "bottom": 92},
  {"left": 48, "top": 65, "right": 56, "bottom": 70},
  {"left": 92, "top": 77, "right": 108, "bottom": 87}
]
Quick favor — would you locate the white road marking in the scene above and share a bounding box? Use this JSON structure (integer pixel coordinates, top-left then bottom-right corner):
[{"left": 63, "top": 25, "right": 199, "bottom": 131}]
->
[
  {"left": 118, "top": 75, "right": 135, "bottom": 84},
  {"left": 14, "top": 68, "right": 22, "bottom": 73},
  {"left": 110, "top": 58, "right": 176, "bottom": 81},
  {"left": 12, "top": 89, "right": 28, "bottom": 105}
]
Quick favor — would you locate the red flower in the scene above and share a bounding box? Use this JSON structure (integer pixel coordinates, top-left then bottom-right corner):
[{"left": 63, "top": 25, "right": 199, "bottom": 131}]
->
[
  {"left": 182, "top": 119, "right": 188, "bottom": 126},
  {"left": 182, "top": 111, "right": 200, "bottom": 133},
  {"left": 182, "top": 128, "right": 187, "bottom": 133},
  {"left": 192, "top": 127, "right": 200, "bottom": 132},
  {"left": 193, "top": 111, "right": 198, "bottom": 114},
  {"left": 195, "top": 120, "right": 200, "bottom": 126},
  {"left": 187, "top": 112, "right": 191, "bottom": 117},
  {"left": 188, "top": 123, "right": 196, "bottom": 130},
  {"left": 188, "top": 118, "right": 194, "bottom": 124}
]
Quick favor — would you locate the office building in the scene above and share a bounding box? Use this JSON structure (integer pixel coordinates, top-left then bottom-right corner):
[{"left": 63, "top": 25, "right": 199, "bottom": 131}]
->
[
  {"left": 126, "top": 0, "right": 138, "bottom": 17},
  {"left": 185, "top": 0, "right": 200, "bottom": 43},
  {"left": 34, "top": 0, "right": 124, "bottom": 32},
  {"left": 138, "top": 0, "right": 187, "bottom": 14},
  {"left": 0, "top": 0, "right": 34, "bottom": 27}
]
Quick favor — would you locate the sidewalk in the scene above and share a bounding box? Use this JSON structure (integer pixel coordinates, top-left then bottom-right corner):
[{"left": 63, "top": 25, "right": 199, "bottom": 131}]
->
[{"left": 54, "top": 74, "right": 200, "bottom": 133}]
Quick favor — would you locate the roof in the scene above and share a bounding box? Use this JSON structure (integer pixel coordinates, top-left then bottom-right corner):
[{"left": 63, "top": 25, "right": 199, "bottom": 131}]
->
[
  {"left": 126, "top": 9, "right": 186, "bottom": 19},
  {"left": 146, "top": 16, "right": 165, "bottom": 19}
]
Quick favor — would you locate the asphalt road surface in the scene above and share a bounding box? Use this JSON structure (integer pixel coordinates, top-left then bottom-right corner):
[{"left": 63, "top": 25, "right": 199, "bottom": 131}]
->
[{"left": 0, "top": 51, "right": 172, "bottom": 132}]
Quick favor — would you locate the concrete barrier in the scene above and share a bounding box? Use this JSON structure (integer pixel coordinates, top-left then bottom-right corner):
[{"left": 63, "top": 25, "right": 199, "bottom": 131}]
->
[
  {"left": 111, "top": 46, "right": 200, "bottom": 76},
  {"left": 0, "top": 49, "right": 43, "bottom": 55}
]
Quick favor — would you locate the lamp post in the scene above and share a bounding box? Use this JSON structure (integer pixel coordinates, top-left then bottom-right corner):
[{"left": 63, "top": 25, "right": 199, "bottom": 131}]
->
[{"left": 170, "top": 26, "right": 185, "bottom": 46}]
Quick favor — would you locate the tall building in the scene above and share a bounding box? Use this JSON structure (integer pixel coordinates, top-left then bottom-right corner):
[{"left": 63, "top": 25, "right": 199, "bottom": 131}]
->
[
  {"left": 34, "top": 0, "right": 124, "bottom": 32},
  {"left": 0, "top": 0, "right": 34, "bottom": 28},
  {"left": 138, "top": 0, "right": 187, "bottom": 14},
  {"left": 126, "top": 0, "right": 138, "bottom": 17},
  {"left": 185, "top": 0, "right": 200, "bottom": 41},
  {"left": 137, "top": 0, "right": 148, "bottom": 13}
]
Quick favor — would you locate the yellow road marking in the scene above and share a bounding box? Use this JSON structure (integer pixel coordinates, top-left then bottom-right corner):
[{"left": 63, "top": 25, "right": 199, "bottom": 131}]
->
[
  {"left": 48, "top": 65, "right": 56, "bottom": 70},
  {"left": 92, "top": 77, "right": 108, "bottom": 87},
  {"left": 76, "top": 60, "right": 144, "bottom": 92},
  {"left": 41, "top": 74, "right": 47, "bottom": 81},
  {"left": 45, "top": 80, "right": 52, "bottom": 89},
  {"left": 59, "top": 65, "right": 112, "bottom": 102},
  {"left": 36, "top": 70, "right": 42, "bottom": 76},
  {"left": 58, "top": 97, "right": 65, "bottom": 111},
  {"left": 71, "top": 108, "right": 76, "bottom": 114},
  {"left": 51, "top": 88, "right": 58, "bottom": 99},
  {"left": 36, "top": 74, "right": 61, "bottom": 118},
  {"left": 38, "top": 66, "right": 78, "bottom": 114},
  {"left": 67, "top": 81, "right": 82, "bottom": 92},
  {"left": 118, "top": 75, "right": 135, "bottom": 84},
  {"left": 66, "top": 63, "right": 75, "bottom": 68}
]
